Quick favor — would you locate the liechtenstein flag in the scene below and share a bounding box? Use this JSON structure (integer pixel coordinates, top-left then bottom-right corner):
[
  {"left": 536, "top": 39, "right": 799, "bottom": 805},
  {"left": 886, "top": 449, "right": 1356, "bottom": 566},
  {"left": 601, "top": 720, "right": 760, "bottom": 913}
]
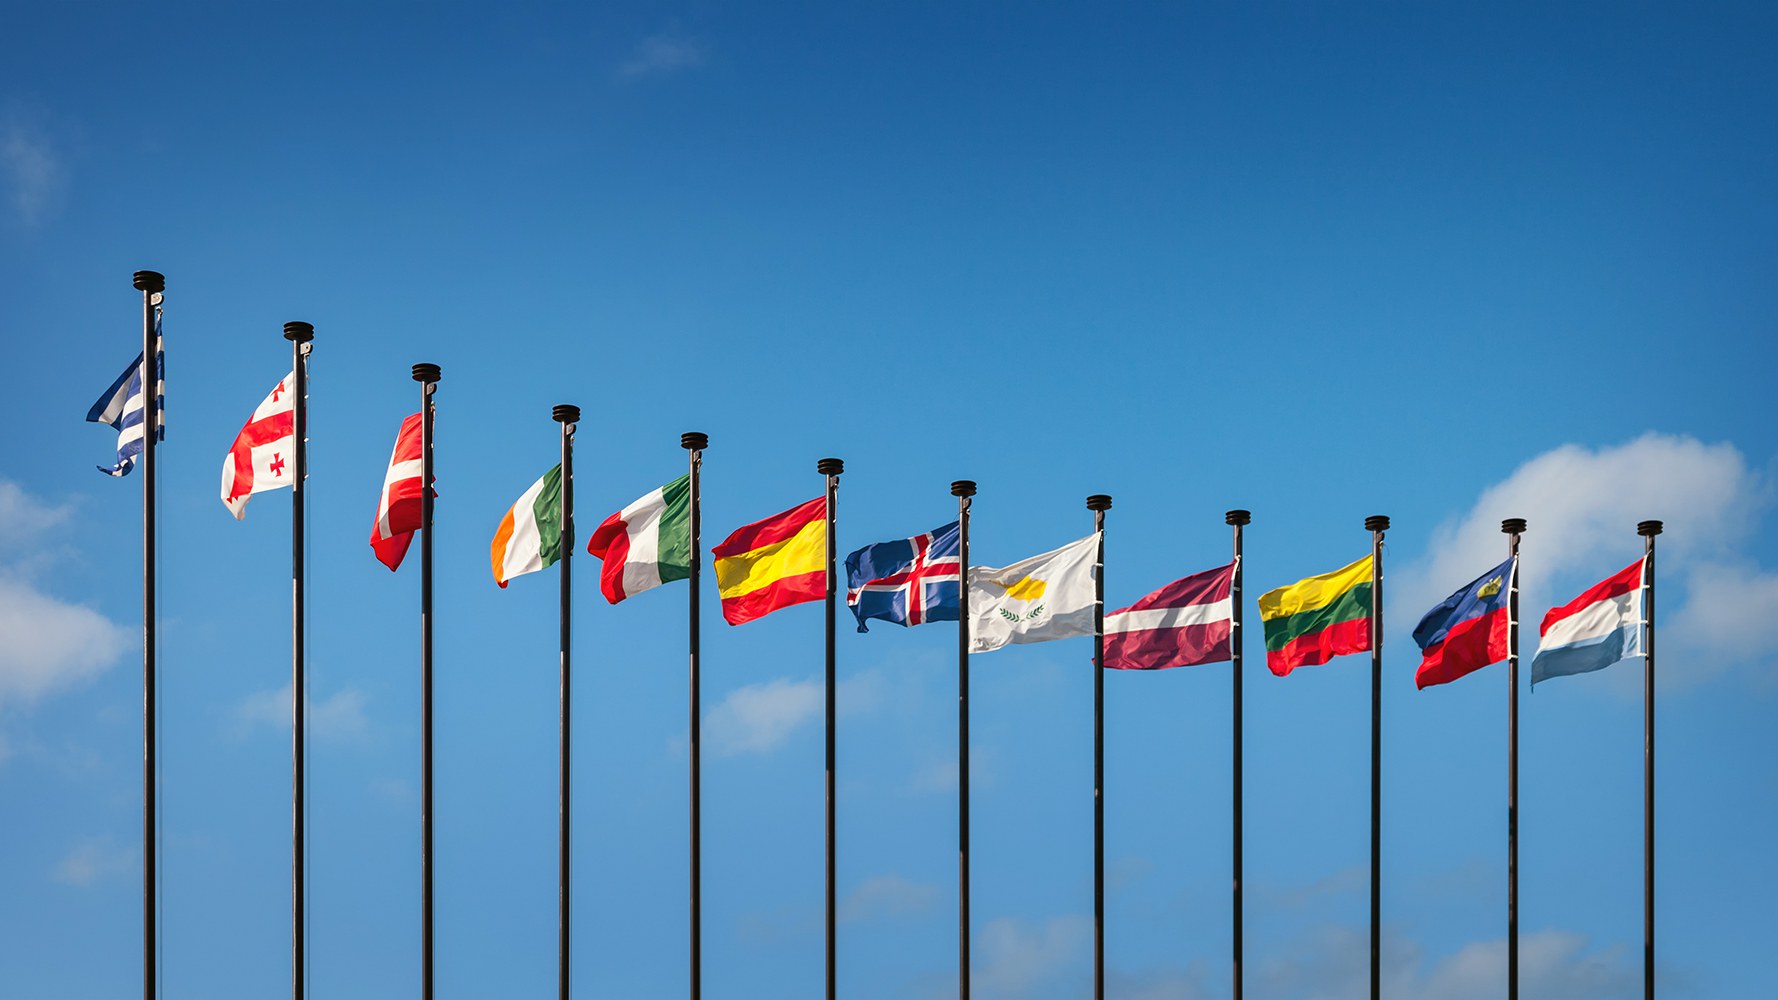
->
[{"left": 1412, "top": 556, "right": 1514, "bottom": 688}]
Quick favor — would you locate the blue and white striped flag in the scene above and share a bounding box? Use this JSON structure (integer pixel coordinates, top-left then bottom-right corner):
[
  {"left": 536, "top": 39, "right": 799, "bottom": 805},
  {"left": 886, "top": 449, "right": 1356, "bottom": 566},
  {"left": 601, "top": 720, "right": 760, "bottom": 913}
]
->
[{"left": 86, "top": 296, "right": 165, "bottom": 477}]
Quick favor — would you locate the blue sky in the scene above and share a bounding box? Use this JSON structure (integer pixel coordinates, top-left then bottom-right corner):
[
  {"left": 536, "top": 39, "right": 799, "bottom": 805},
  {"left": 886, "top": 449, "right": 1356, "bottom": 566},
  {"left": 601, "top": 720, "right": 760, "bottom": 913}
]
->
[{"left": 4, "top": 3, "right": 1777, "bottom": 998}]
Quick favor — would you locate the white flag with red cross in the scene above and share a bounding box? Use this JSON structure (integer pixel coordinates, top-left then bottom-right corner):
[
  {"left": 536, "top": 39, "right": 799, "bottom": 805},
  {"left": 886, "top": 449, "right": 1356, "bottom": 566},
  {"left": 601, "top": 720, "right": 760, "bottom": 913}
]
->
[{"left": 220, "top": 370, "right": 297, "bottom": 520}]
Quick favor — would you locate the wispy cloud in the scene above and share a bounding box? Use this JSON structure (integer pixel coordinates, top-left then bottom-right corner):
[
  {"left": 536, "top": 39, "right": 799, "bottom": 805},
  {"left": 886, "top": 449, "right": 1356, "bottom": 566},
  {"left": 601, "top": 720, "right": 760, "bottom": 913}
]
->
[
  {"left": 971, "top": 914, "right": 1093, "bottom": 998},
  {"left": 618, "top": 32, "right": 705, "bottom": 79},
  {"left": 703, "top": 669, "right": 884, "bottom": 757},
  {"left": 2, "top": 116, "right": 64, "bottom": 227},
  {"left": 53, "top": 836, "right": 137, "bottom": 887},
  {"left": 840, "top": 873, "right": 940, "bottom": 923},
  {"left": 911, "top": 744, "right": 996, "bottom": 794},
  {"left": 232, "top": 683, "right": 370, "bottom": 743}
]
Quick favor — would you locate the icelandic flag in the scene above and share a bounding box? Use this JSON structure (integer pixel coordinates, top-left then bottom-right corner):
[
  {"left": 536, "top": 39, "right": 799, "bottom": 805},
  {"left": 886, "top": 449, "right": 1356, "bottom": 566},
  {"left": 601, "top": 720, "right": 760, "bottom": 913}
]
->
[
  {"left": 1531, "top": 558, "right": 1646, "bottom": 686},
  {"left": 86, "top": 299, "right": 165, "bottom": 477},
  {"left": 844, "top": 521, "right": 962, "bottom": 632},
  {"left": 1412, "top": 556, "right": 1513, "bottom": 689}
]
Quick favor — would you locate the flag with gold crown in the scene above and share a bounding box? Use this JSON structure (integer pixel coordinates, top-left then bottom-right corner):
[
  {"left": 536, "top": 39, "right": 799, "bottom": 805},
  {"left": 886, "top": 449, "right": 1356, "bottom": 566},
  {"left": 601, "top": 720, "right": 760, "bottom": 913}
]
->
[{"left": 967, "top": 532, "right": 1100, "bottom": 653}]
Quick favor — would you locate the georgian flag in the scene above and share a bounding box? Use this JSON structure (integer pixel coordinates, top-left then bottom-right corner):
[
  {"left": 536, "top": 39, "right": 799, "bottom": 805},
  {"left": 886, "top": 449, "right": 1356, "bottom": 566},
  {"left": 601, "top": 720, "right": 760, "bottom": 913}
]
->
[
  {"left": 220, "top": 371, "right": 297, "bottom": 519},
  {"left": 371, "top": 413, "right": 427, "bottom": 571}
]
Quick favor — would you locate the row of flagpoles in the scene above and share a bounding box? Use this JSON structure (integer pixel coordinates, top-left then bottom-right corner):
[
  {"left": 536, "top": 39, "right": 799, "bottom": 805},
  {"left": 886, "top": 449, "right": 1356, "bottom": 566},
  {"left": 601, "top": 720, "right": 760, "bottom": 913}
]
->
[{"left": 90, "top": 274, "right": 1663, "bottom": 1000}]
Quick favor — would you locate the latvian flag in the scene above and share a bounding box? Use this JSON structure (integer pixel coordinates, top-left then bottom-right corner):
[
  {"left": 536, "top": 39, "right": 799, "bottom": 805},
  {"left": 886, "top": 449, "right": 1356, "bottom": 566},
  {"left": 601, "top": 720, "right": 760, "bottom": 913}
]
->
[
  {"left": 844, "top": 521, "right": 962, "bottom": 632},
  {"left": 220, "top": 371, "right": 296, "bottom": 519},
  {"left": 371, "top": 413, "right": 426, "bottom": 571},
  {"left": 1531, "top": 558, "right": 1646, "bottom": 686},
  {"left": 1104, "top": 562, "right": 1235, "bottom": 670}
]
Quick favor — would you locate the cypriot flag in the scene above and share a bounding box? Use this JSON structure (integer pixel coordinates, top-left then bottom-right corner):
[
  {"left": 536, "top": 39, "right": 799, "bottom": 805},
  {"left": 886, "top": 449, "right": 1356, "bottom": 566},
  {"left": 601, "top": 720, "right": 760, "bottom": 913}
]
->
[{"left": 968, "top": 532, "right": 1100, "bottom": 653}]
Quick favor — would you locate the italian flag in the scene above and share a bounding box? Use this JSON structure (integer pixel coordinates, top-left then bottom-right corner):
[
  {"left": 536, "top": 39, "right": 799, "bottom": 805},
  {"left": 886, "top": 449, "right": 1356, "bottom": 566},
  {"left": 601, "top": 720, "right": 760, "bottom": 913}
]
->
[
  {"left": 490, "top": 465, "right": 564, "bottom": 588},
  {"left": 587, "top": 474, "right": 692, "bottom": 603}
]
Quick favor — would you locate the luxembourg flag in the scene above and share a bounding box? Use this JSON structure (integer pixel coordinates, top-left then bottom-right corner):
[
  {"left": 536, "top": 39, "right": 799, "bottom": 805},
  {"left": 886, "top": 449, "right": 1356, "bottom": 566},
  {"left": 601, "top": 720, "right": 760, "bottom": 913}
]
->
[{"left": 1531, "top": 558, "right": 1646, "bottom": 686}]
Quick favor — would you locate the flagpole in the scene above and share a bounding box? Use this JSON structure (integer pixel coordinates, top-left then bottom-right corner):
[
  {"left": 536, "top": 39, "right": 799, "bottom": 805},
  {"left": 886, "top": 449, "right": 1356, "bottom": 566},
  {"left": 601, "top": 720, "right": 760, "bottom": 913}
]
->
[
  {"left": 1502, "top": 517, "right": 1526, "bottom": 1000},
  {"left": 953, "top": 480, "right": 977, "bottom": 999},
  {"left": 1364, "top": 514, "right": 1390, "bottom": 1000},
  {"left": 819, "top": 457, "right": 844, "bottom": 1000},
  {"left": 286, "top": 321, "right": 314, "bottom": 1000},
  {"left": 553, "top": 404, "right": 579, "bottom": 1000},
  {"left": 682, "top": 431, "right": 707, "bottom": 1000},
  {"left": 1227, "top": 509, "right": 1250, "bottom": 1000},
  {"left": 1087, "top": 493, "right": 1112, "bottom": 1000},
  {"left": 134, "top": 268, "right": 163, "bottom": 1000},
  {"left": 1638, "top": 519, "right": 1661, "bottom": 1000},
  {"left": 412, "top": 362, "right": 441, "bottom": 1000}
]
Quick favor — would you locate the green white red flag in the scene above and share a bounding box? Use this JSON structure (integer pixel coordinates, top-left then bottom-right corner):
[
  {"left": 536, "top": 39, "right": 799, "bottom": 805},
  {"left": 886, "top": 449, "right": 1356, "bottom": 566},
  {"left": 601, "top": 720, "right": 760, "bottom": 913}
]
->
[{"left": 587, "top": 474, "right": 692, "bottom": 603}]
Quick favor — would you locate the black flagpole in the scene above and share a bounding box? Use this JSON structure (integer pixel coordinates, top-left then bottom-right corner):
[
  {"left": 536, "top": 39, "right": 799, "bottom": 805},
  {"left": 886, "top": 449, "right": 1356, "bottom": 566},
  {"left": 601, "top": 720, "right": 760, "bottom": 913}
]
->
[
  {"left": 953, "top": 480, "right": 977, "bottom": 999},
  {"left": 682, "top": 431, "right": 707, "bottom": 1000},
  {"left": 1227, "top": 509, "right": 1250, "bottom": 1000},
  {"left": 818, "top": 457, "right": 844, "bottom": 1000},
  {"left": 1502, "top": 517, "right": 1526, "bottom": 1000},
  {"left": 286, "top": 321, "right": 314, "bottom": 1000},
  {"left": 1364, "top": 514, "right": 1390, "bottom": 1000},
  {"left": 134, "top": 269, "right": 163, "bottom": 1000},
  {"left": 553, "top": 404, "right": 579, "bottom": 1000},
  {"left": 412, "top": 363, "right": 441, "bottom": 1000},
  {"left": 1087, "top": 493, "right": 1112, "bottom": 1000},
  {"left": 1638, "top": 519, "right": 1661, "bottom": 1000}
]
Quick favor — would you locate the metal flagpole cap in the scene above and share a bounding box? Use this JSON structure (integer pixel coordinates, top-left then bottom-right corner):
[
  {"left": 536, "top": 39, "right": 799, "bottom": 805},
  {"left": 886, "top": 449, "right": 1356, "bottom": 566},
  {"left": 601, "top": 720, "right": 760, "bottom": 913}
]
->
[
  {"left": 1226, "top": 509, "right": 1251, "bottom": 526},
  {"left": 818, "top": 457, "right": 844, "bottom": 476},
  {"left": 133, "top": 270, "right": 165, "bottom": 292},
  {"left": 552, "top": 404, "right": 580, "bottom": 424},
  {"left": 951, "top": 480, "right": 977, "bottom": 498},
  {"left": 283, "top": 321, "right": 314, "bottom": 343},
  {"left": 682, "top": 432, "right": 709, "bottom": 451},
  {"left": 1637, "top": 520, "right": 1664, "bottom": 537},
  {"left": 1364, "top": 514, "right": 1390, "bottom": 533},
  {"left": 1501, "top": 518, "right": 1527, "bottom": 535},
  {"left": 411, "top": 363, "right": 441, "bottom": 384},
  {"left": 1086, "top": 494, "right": 1112, "bottom": 511}
]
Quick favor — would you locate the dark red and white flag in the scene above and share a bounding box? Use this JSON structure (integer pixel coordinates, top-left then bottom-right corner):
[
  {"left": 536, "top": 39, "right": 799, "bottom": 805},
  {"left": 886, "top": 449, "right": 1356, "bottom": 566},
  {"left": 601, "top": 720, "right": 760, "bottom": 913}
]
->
[
  {"left": 220, "top": 371, "right": 296, "bottom": 520},
  {"left": 370, "top": 413, "right": 425, "bottom": 571},
  {"left": 1105, "top": 561, "right": 1236, "bottom": 670}
]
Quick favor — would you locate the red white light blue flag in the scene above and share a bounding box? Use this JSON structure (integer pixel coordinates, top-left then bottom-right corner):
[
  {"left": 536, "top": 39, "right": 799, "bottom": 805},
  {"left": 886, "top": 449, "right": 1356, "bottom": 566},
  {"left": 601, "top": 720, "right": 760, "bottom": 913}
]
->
[
  {"left": 1531, "top": 558, "right": 1646, "bottom": 686},
  {"left": 845, "top": 521, "right": 961, "bottom": 632},
  {"left": 1412, "top": 556, "right": 1514, "bottom": 689},
  {"left": 1104, "top": 561, "right": 1235, "bottom": 670}
]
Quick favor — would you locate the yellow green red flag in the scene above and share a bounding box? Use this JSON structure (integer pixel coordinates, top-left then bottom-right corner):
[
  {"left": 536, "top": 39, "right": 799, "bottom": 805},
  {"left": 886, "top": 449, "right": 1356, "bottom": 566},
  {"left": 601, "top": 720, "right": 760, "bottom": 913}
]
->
[{"left": 1257, "top": 554, "right": 1374, "bottom": 676}]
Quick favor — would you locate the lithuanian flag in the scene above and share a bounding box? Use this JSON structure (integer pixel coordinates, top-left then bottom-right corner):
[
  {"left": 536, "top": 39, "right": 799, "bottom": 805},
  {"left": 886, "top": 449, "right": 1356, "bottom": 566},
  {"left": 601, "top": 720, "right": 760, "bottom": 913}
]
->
[
  {"left": 1257, "top": 555, "right": 1374, "bottom": 676},
  {"left": 713, "top": 496, "right": 827, "bottom": 625}
]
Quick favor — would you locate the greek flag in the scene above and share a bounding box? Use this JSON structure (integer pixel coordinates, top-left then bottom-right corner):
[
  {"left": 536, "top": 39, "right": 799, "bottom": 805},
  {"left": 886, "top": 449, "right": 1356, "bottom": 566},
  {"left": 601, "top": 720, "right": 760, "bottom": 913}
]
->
[{"left": 86, "top": 297, "right": 165, "bottom": 477}]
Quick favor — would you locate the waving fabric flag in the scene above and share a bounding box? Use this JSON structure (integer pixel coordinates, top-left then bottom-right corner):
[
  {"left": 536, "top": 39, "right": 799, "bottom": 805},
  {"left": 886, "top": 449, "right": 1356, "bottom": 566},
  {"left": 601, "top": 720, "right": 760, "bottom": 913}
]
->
[
  {"left": 370, "top": 413, "right": 426, "bottom": 571},
  {"left": 845, "top": 521, "right": 961, "bottom": 632},
  {"left": 219, "top": 371, "right": 297, "bottom": 519},
  {"left": 1105, "top": 561, "right": 1235, "bottom": 670},
  {"left": 1531, "top": 558, "right": 1645, "bottom": 686},
  {"left": 86, "top": 299, "right": 164, "bottom": 477},
  {"left": 967, "top": 533, "right": 1099, "bottom": 653},
  {"left": 1412, "top": 556, "right": 1513, "bottom": 689},
  {"left": 490, "top": 465, "right": 563, "bottom": 588},
  {"left": 1257, "top": 555, "right": 1373, "bottom": 676},
  {"left": 587, "top": 475, "right": 691, "bottom": 603},
  {"left": 713, "top": 497, "right": 826, "bottom": 625}
]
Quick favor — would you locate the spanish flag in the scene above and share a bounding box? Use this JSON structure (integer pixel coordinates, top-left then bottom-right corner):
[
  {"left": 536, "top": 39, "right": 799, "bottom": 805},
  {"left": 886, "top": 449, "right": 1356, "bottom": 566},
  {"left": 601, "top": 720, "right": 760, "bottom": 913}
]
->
[{"left": 713, "top": 496, "right": 828, "bottom": 625}]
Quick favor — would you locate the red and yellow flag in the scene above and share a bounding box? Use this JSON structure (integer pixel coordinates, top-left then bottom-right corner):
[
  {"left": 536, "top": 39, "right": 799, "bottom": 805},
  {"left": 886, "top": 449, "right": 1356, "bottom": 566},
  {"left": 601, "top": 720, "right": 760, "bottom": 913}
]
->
[{"left": 713, "top": 496, "right": 827, "bottom": 625}]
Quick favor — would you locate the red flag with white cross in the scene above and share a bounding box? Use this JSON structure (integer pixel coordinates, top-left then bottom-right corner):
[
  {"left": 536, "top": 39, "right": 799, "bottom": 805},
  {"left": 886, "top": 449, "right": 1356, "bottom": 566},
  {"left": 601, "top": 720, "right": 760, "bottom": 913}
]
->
[
  {"left": 370, "top": 412, "right": 426, "bottom": 571},
  {"left": 220, "top": 371, "right": 297, "bottom": 520}
]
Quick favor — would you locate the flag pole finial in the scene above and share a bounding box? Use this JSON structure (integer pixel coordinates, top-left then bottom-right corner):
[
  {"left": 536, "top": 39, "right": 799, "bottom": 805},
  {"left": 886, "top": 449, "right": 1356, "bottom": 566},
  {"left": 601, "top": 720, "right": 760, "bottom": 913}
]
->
[
  {"left": 411, "top": 363, "right": 441, "bottom": 384},
  {"left": 1637, "top": 520, "right": 1663, "bottom": 537},
  {"left": 818, "top": 457, "right": 844, "bottom": 476},
  {"left": 1226, "top": 509, "right": 1251, "bottom": 526},
  {"left": 283, "top": 322, "right": 314, "bottom": 344},
  {"left": 951, "top": 480, "right": 976, "bottom": 498},
  {"left": 1364, "top": 515, "right": 1390, "bottom": 533},
  {"left": 1502, "top": 518, "right": 1526, "bottom": 535},
  {"left": 682, "top": 432, "right": 708, "bottom": 451},
  {"left": 133, "top": 270, "right": 164, "bottom": 293},
  {"left": 1086, "top": 494, "right": 1112, "bottom": 511},
  {"left": 552, "top": 404, "right": 580, "bottom": 424}
]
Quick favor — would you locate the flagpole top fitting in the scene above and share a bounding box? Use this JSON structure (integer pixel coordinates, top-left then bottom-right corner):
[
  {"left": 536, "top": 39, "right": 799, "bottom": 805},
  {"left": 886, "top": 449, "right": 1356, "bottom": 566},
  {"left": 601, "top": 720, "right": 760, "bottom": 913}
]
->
[
  {"left": 1086, "top": 494, "right": 1113, "bottom": 512},
  {"left": 1501, "top": 518, "right": 1527, "bottom": 535},
  {"left": 818, "top": 457, "right": 844, "bottom": 477},
  {"left": 283, "top": 321, "right": 314, "bottom": 344},
  {"left": 951, "top": 480, "right": 977, "bottom": 498},
  {"left": 681, "top": 432, "right": 708, "bottom": 451},
  {"left": 1637, "top": 520, "right": 1664, "bottom": 537},
  {"left": 1365, "top": 515, "right": 1390, "bottom": 533},
  {"left": 552, "top": 404, "right": 579, "bottom": 424},
  {"left": 1226, "top": 509, "right": 1251, "bottom": 526},
  {"left": 133, "top": 270, "right": 164, "bottom": 292},
  {"left": 411, "top": 363, "right": 441, "bottom": 384}
]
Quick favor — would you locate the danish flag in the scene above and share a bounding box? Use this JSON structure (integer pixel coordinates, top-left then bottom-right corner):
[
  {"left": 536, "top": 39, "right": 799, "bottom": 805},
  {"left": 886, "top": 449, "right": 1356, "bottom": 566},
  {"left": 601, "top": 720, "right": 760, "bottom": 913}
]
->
[
  {"left": 371, "top": 412, "right": 428, "bottom": 571},
  {"left": 220, "top": 371, "right": 296, "bottom": 520}
]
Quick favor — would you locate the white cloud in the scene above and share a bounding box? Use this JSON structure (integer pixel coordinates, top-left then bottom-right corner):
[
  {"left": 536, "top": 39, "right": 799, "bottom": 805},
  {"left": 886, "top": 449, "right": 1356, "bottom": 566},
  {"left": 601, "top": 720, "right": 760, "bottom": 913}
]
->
[
  {"left": 618, "top": 33, "right": 705, "bottom": 79},
  {"left": 1393, "top": 434, "right": 1778, "bottom": 690},
  {"left": 703, "top": 669, "right": 883, "bottom": 757},
  {"left": 53, "top": 837, "right": 137, "bottom": 887},
  {"left": 912, "top": 744, "right": 996, "bottom": 794},
  {"left": 0, "top": 481, "right": 73, "bottom": 550},
  {"left": 0, "top": 576, "right": 128, "bottom": 712},
  {"left": 2, "top": 116, "right": 64, "bottom": 226},
  {"left": 840, "top": 873, "right": 940, "bottom": 923},
  {"left": 233, "top": 683, "right": 370, "bottom": 743},
  {"left": 972, "top": 914, "right": 1092, "bottom": 998}
]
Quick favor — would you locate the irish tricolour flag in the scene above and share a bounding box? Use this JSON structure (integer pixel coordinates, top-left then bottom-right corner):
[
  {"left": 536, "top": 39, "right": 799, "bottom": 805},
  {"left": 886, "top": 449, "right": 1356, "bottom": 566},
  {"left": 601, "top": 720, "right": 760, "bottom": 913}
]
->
[
  {"left": 1531, "top": 558, "right": 1646, "bottom": 686},
  {"left": 587, "top": 475, "right": 692, "bottom": 603},
  {"left": 490, "top": 465, "right": 564, "bottom": 588}
]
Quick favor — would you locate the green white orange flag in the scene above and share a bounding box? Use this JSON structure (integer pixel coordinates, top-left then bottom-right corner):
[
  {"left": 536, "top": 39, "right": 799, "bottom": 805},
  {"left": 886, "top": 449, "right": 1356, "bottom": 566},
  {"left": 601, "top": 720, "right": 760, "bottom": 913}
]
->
[
  {"left": 587, "top": 474, "right": 692, "bottom": 604},
  {"left": 490, "top": 465, "right": 564, "bottom": 588},
  {"left": 1257, "top": 554, "right": 1374, "bottom": 676}
]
